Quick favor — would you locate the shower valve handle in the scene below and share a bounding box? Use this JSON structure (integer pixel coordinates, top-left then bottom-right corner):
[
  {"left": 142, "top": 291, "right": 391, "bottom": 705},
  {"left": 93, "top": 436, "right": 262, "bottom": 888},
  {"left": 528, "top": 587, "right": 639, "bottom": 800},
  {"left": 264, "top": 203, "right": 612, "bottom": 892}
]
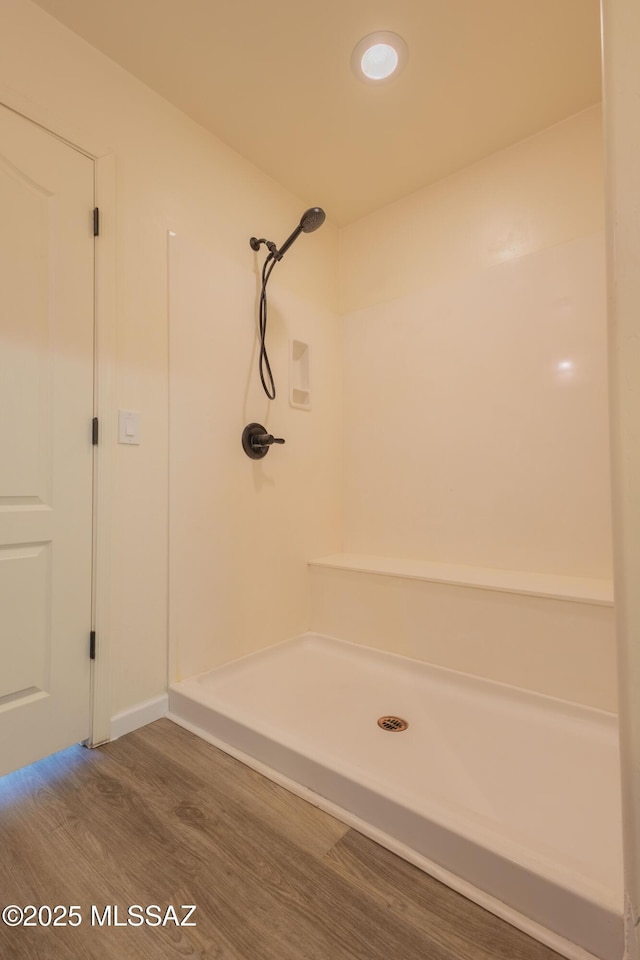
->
[
  {"left": 252, "top": 433, "right": 285, "bottom": 447},
  {"left": 242, "top": 422, "right": 285, "bottom": 460}
]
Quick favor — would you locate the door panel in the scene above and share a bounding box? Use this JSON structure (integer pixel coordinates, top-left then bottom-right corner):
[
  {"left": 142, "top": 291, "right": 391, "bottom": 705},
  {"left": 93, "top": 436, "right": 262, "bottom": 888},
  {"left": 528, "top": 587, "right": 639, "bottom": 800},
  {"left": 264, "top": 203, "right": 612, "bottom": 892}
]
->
[{"left": 0, "top": 105, "right": 94, "bottom": 776}]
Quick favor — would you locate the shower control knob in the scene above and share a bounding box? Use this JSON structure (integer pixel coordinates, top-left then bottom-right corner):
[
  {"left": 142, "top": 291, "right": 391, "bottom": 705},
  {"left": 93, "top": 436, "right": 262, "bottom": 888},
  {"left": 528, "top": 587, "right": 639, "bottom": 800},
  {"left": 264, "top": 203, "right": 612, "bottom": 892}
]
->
[{"left": 242, "top": 422, "right": 286, "bottom": 460}]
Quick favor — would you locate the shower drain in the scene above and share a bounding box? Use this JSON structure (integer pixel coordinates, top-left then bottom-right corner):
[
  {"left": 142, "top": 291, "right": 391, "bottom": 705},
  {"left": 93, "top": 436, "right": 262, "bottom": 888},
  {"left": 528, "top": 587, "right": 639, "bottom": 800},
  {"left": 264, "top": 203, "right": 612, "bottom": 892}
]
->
[{"left": 377, "top": 715, "right": 409, "bottom": 732}]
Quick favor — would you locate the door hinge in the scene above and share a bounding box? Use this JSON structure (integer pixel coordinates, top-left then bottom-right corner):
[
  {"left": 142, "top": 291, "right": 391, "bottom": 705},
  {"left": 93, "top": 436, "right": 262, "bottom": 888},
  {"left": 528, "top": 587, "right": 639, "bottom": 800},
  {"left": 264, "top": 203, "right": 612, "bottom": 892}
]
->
[
  {"left": 89, "top": 631, "right": 96, "bottom": 660},
  {"left": 92, "top": 417, "right": 99, "bottom": 445},
  {"left": 93, "top": 207, "right": 100, "bottom": 237}
]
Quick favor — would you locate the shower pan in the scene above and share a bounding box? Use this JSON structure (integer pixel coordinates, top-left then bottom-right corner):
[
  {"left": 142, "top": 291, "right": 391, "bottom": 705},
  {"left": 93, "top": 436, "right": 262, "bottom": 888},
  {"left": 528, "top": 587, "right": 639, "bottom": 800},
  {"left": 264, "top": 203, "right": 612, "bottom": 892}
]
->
[{"left": 168, "top": 632, "right": 623, "bottom": 960}]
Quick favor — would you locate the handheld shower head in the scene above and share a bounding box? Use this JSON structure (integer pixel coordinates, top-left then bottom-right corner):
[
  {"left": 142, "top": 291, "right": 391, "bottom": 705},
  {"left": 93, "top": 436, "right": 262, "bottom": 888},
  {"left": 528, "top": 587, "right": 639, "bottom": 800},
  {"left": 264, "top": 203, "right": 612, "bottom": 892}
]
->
[
  {"left": 300, "top": 207, "right": 326, "bottom": 233},
  {"left": 250, "top": 207, "right": 326, "bottom": 261},
  {"left": 248, "top": 206, "right": 326, "bottom": 400},
  {"left": 276, "top": 206, "right": 325, "bottom": 259}
]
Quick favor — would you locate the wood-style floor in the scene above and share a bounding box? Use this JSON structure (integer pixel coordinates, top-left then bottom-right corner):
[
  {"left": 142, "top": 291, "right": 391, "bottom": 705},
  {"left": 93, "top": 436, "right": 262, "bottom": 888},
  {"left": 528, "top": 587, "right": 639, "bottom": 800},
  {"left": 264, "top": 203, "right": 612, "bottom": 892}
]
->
[{"left": 0, "top": 719, "right": 563, "bottom": 960}]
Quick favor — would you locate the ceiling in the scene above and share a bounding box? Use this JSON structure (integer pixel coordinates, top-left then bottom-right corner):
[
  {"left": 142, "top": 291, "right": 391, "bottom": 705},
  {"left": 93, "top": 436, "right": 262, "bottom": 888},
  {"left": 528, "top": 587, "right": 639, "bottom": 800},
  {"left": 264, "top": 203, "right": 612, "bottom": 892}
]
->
[{"left": 32, "top": 0, "right": 602, "bottom": 226}]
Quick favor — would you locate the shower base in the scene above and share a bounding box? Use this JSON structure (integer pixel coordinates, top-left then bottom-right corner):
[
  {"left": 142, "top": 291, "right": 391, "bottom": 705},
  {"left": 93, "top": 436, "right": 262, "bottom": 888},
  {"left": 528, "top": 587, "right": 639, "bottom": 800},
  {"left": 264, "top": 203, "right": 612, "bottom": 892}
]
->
[{"left": 167, "top": 632, "right": 623, "bottom": 960}]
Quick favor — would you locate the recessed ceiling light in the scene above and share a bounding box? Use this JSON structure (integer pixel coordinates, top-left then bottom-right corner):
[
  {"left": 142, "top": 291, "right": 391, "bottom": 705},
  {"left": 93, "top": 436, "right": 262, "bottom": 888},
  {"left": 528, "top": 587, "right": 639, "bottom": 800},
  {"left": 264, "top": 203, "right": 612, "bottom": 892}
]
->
[{"left": 351, "top": 32, "right": 408, "bottom": 83}]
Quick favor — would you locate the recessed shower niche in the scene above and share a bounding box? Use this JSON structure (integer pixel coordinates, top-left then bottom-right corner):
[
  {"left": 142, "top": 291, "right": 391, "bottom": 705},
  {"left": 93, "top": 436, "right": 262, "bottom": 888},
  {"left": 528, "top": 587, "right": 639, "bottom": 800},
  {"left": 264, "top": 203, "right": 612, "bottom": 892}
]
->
[{"left": 289, "top": 338, "right": 311, "bottom": 410}]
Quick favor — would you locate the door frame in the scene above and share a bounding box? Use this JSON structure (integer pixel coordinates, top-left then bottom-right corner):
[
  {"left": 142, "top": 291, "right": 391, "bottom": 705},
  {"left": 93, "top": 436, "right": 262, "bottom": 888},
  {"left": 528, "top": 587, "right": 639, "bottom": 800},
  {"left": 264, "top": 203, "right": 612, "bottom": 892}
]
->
[
  {"left": 602, "top": 1, "right": 640, "bottom": 953},
  {"left": 0, "top": 88, "right": 115, "bottom": 747}
]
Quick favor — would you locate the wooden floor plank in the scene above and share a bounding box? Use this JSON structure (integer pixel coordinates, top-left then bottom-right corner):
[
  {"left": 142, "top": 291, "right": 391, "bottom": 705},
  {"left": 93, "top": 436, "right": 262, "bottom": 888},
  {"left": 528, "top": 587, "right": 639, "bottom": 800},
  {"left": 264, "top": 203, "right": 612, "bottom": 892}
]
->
[
  {"left": 132, "top": 719, "right": 350, "bottom": 859},
  {"left": 0, "top": 719, "right": 563, "bottom": 960},
  {"left": 323, "top": 827, "right": 563, "bottom": 960}
]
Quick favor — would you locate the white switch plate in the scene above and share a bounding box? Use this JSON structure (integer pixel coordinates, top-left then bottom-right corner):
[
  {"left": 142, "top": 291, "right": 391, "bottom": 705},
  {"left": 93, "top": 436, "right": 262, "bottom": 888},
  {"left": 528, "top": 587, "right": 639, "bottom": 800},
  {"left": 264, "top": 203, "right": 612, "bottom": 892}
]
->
[{"left": 118, "top": 409, "right": 141, "bottom": 445}]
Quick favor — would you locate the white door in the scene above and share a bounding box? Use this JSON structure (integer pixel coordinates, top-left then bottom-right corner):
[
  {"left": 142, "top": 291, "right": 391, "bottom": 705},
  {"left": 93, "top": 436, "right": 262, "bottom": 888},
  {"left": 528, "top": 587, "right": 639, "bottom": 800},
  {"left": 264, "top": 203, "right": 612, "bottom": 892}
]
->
[{"left": 0, "top": 105, "right": 95, "bottom": 777}]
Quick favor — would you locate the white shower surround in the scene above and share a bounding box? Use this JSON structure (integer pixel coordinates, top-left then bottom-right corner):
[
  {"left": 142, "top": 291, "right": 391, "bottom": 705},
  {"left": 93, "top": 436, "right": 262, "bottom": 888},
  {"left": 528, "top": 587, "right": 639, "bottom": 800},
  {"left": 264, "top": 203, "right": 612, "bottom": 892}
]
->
[{"left": 168, "top": 632, "right": 622, "bottom": 960}]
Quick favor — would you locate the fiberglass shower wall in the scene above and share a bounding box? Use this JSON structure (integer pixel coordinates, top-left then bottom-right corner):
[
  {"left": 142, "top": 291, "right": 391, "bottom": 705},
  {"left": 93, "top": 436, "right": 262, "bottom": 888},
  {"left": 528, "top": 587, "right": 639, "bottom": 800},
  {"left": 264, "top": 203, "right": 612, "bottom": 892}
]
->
[
  {"left": 168, "top": 230, "right": 342, "bottom": 684},
  {"left": 310, "top": 104, "right": 616, "bottom": 711}
]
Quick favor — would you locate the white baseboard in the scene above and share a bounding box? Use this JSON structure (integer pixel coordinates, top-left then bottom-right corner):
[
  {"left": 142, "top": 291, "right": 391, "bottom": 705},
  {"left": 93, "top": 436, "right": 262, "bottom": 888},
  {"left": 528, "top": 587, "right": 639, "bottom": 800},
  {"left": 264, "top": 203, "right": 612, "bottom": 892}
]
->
[{"left": 110, "top": 694, "right": 168, "bottom": 741}]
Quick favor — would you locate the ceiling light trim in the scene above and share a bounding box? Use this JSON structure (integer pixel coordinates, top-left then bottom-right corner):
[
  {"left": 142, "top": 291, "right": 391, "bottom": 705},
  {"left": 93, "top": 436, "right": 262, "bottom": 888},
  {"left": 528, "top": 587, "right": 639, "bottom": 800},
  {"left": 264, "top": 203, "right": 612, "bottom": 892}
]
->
[{"left": 351, "top": 31, "right": 409, "bottom": 84}]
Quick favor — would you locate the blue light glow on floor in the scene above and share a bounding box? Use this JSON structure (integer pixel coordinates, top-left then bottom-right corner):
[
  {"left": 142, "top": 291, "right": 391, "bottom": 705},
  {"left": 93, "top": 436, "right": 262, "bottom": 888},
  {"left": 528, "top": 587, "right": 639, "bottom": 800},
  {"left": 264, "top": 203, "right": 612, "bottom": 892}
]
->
[{"left": 0, "top": 744, "right": 88, "bottom": 809}]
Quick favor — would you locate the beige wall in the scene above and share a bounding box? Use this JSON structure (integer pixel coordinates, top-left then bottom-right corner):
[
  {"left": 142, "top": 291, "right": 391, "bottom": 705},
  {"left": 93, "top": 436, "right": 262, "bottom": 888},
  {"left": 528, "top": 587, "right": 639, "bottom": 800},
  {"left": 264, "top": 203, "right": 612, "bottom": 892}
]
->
[
  {"left": 309, "top": 106, "right": 615, "bottom": 710},
  {"left": 340, "top": 106, "right": 604, "bottom": 315},
  {"left": 339, "top": 107, "right": 611, "bottom": 580},
  {"left": 1, "top": 0, "right": 340, "bottom": 716},
  {"left": 169, "top": 237, "right": 342, "bottom": 680}
]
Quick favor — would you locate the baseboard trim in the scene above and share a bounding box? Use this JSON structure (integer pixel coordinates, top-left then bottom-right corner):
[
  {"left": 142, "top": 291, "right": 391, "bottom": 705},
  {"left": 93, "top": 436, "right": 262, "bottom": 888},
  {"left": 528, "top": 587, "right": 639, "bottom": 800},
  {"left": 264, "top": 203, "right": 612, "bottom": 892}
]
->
[{"left": 110, "top": 694, "right": 168, "bottom": 741}]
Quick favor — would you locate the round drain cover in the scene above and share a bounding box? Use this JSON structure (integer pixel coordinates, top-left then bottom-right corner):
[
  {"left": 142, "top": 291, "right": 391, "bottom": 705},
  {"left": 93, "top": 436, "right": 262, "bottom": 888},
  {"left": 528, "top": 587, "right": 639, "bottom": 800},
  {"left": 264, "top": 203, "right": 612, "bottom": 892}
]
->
[{"left": 377, "top": 716, "right": 409, "bottom": 732}]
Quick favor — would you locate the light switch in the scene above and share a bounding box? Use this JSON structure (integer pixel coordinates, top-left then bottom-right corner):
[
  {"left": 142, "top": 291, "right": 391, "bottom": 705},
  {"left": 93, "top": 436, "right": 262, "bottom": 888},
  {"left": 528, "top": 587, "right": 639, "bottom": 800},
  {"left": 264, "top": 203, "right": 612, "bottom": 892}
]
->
[{"left": 118, "top": 410, "right": 141, "bottom": 445}]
